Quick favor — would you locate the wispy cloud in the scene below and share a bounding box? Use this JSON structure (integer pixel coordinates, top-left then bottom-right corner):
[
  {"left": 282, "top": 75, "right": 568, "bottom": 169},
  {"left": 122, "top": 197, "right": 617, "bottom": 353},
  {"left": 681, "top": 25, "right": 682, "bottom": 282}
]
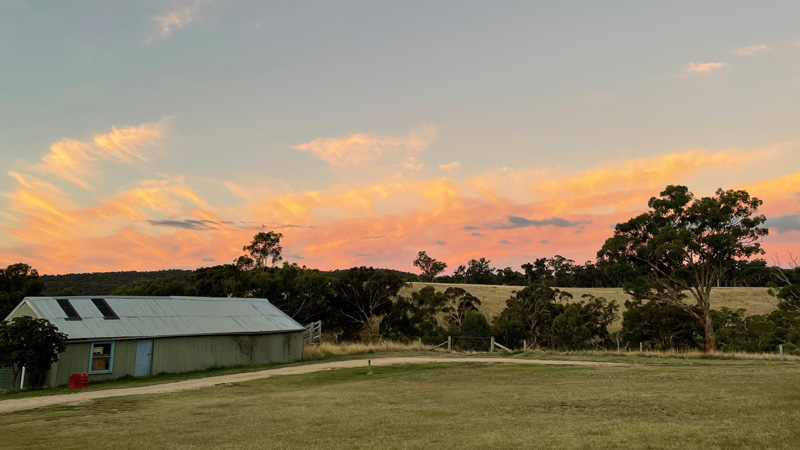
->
[
  {"left": 489, "top": 216, "right": 591, "bottom": 230},
  {"left": 148, "top": 0, "right": 210, "bottom": 42},
  {"left": 685, "top": 62, "right": 726, "bottom": 74},
  {"left": 293, "top": 126, "right": 438, "bottom": 167},
  {"left": 147, "top": 219, "right": 217, "bottom": 230},
  {"left": 37, "top": 120, "right": 166, "bottom": 188},
  {"left": 734, "top": 44, "right": 771, "bottom": 56},
  {"left": 439, "top": 161, "right": 461, "bottom": 171}
]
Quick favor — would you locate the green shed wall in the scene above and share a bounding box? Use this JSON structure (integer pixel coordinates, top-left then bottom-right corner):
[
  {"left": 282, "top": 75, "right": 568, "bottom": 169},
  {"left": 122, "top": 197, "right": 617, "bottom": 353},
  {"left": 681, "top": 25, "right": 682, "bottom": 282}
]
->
[
  {"left": 7, "top": 302, "right": 37, "bottom": 320},
  {"left": 46, "top": 332, "right": 302, "bottom": 387}
]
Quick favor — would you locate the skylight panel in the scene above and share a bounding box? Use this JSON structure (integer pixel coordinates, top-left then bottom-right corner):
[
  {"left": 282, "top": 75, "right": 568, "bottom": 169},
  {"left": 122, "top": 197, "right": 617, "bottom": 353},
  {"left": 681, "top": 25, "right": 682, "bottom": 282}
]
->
[{"left": 56, "top": 299, "right": 81, "bottom": 320}]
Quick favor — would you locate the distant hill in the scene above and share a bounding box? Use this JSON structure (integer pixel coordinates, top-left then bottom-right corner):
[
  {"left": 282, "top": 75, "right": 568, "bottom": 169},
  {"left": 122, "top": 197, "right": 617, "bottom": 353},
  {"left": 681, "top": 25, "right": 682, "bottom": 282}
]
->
[{"left": 40, "top": 270, "right": 194, "bottom": 296}]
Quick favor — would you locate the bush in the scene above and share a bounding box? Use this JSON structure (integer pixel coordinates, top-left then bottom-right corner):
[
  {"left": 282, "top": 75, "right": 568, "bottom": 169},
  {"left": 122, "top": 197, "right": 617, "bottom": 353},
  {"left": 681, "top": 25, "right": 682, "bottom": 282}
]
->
[
  {"left": 461, "top": 312, "right": 491, "bottom": 351},
  {"left": 552, "top": 306, "right": 591, "bottom": 350}
]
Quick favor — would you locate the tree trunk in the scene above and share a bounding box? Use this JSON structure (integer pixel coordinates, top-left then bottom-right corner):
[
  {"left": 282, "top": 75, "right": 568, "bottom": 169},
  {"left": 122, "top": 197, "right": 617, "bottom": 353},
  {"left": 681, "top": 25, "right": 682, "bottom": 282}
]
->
[{"left": 701, "top": 308, "right": 717, "bottom": 353}]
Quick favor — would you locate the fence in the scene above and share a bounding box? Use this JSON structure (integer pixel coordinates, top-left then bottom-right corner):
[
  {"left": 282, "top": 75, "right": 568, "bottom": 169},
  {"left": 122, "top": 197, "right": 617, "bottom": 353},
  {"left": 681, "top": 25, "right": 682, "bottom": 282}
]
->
[{"left": 303, "top": 321, "right": 322, "bottom": 345}]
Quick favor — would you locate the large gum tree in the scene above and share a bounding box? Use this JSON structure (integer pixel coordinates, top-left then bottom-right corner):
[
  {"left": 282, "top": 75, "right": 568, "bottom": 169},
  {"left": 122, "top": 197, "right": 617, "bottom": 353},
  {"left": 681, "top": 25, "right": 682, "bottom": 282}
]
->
[{"left": 598, "top": 185, "right": 768, "bottom": 352}]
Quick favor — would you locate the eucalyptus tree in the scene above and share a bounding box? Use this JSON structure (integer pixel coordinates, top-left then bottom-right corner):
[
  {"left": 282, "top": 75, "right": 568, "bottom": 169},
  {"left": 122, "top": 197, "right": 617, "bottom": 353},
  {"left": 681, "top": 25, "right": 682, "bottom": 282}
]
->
[{"left": 598, "top": 185, "right": 768, "bottom": 352}]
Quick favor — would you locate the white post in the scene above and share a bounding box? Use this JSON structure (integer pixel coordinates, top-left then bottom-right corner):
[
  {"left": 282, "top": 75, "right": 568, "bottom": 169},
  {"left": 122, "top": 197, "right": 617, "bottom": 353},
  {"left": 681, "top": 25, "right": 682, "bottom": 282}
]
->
[
  {"left": 418, "top": 338, "right": 422, "bottom": 351},
  {"left": 19, "top": 366, "right": 26, "bottom": 390},
  {"left": 523, "top": 340, "right": 527, "bottom": 352},
  {"left": 447, "top": 336, "right": 452, "bottom": 353},
  {"left": 640, "top": 342, "right": 643, "bottom": 353},
  {"left": 490, "top": 337, "right": 495, "bottom": 352},
  {"left": 780, "top": 344, "right": 784, "bottom": 361}
]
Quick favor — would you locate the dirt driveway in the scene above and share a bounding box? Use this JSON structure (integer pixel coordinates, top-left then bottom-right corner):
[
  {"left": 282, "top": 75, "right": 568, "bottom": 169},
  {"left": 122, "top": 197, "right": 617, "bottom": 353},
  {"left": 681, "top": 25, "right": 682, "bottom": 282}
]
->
[{"left": 0, "top": 356, "right": 630, "bottom": 414}]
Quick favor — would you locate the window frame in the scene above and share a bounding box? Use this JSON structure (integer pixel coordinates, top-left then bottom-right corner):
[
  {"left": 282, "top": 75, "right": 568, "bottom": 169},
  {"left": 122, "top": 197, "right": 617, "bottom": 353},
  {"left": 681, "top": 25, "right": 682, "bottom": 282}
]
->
[{"left": 88, "top": 341, "right": 115, "bottom": 375}]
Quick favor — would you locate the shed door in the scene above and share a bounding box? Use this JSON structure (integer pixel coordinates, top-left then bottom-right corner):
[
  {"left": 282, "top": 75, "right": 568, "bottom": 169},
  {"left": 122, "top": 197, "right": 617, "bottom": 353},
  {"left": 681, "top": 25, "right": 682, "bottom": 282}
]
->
[{"left": 134, "top": 339, "right": 154, "bottom": 377}]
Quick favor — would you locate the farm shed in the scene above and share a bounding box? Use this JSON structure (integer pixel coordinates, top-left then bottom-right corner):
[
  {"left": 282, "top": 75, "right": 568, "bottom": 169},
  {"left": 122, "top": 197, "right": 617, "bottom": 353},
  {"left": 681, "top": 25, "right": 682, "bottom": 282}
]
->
[{"left": 2, "top": 296, "right": 304, "bottom": 387}]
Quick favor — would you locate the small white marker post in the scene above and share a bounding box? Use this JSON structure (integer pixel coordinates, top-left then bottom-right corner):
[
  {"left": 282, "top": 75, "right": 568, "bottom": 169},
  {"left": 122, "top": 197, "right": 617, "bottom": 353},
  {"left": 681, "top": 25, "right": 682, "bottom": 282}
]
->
[
  {"left": 447, "top": 336, "right": 452, "bottom": 353},
  {"left": 418, "top": 338, "right": 422, "bottom": 351},
  {"left": 490, "top": 337, "right": 495, "bottom": 352},
  {"left": 19, "top": 366, "right": 26, "bottom": 390},
  {"left": 640, "top": 342, "right": 643, "bottom": 353},
  {"left": 523, "top": 340, "right": 528, "bottom": 352},
  {"left": 780, "top": 344, "right": 784, "bottom": 361}
]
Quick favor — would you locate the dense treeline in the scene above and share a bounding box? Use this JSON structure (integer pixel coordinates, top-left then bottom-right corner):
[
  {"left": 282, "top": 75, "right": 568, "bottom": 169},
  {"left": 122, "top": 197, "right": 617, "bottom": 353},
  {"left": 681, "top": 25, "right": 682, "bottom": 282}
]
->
[{"left": 40, "top": 270, "right": 194, "bottom": 296}]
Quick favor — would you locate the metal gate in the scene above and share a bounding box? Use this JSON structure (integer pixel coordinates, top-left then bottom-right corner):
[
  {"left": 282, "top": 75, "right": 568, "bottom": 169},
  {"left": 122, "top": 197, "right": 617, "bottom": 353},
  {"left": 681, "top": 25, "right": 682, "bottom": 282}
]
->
[{"left": 134, "top": 339, "right": 154, "bottom": 377}]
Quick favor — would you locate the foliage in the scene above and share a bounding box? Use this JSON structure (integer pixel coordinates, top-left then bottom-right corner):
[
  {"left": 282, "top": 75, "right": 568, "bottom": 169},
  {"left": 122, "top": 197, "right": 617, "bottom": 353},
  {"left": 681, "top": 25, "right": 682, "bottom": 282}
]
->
[
  {"left": 111, "top": 275, "right": 187, "bottom": 296},
  {"left": 441, "top": 287, "right": 481, "bottom": 328},
  {"left": 412, "top": 251, "right": 448, "bottom": 282},
  {"left": 0, "top": 263, "right": 45, "bottom": 319},
  {"left": 620, "top": 300, "right": 699, "bottom": 350},
  {"left": 239, "top": 231, "right": 284, "bottom": 269},
  {"left": 0, "top": 317, "right": 66, "bottom": 388},
  {"left": 551, "top": 306, "right": 591, "bottom": 350},
  {"left": 598, "top": 185, "right": 768, "bottom": 352},
  {"left": 331, "top": 267, "right": 407, "bottom": 342},
  {"left": 460, "top": 311, "right": 491, "bottom": 350},
  {"left": 494, "top": 285, "right": 571, "bottom": 348}
]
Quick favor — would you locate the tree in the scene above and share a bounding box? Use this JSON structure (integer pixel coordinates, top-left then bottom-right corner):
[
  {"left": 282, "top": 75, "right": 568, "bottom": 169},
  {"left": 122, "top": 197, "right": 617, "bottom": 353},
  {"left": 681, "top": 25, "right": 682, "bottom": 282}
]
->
[
  {"left": 496, "top": 285, "right": 572, "bottom": 348},
  {"left": 0, "top": 263, "right": 45, "bottom": 319},
  {"left": 441, "top": 287, "right": 481, "bottom": 328},
  {"left": 598, "top": 185, "right": 768, "bottom": 352},
  {"left": 464, "top": 258, "right": 496, "bottom": 284},
  {"left": 461, "top": 312, "right": 491, "bottom": 350},
  {"left": 552, "top": 306, "right": 591, "bottom": 350},
  {"left": 332, "top": 267, "right": 407, "bottom": 342},
  {"left": 240, "top": 231, "right": 283, "bottom": 269},
  {"left": 0, "top": 316, "right": 66, "bottom": 388},
  {"left": 413, "top": 251, "right": 448, "bottom": 282}
]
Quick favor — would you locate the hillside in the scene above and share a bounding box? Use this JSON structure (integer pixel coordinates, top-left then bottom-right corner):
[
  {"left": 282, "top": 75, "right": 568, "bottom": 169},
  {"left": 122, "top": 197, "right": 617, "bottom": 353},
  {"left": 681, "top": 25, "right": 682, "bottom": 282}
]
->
[{"left": 405, "top": 282, "right": 778, "bottom": 328}]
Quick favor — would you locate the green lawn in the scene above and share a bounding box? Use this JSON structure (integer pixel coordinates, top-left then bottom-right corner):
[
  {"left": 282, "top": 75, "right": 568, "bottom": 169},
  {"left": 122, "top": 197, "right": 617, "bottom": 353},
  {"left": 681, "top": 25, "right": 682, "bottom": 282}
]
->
[{"left": 2, "top": 358, "right": 799, "bottom": 449}]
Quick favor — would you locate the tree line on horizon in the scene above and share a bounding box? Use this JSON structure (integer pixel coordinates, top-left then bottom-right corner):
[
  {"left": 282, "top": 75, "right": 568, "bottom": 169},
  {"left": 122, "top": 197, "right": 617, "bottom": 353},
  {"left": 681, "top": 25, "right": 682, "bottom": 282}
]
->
[{"left": 2, "top": 185, "right": 799, "bottom": 354}]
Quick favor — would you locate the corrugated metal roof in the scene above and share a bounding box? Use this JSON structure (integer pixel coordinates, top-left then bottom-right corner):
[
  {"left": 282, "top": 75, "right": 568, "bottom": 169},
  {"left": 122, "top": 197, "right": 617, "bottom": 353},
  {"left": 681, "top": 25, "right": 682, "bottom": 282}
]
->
[{"left": 17, "top": 296, "right": 304, "bottom": 341}]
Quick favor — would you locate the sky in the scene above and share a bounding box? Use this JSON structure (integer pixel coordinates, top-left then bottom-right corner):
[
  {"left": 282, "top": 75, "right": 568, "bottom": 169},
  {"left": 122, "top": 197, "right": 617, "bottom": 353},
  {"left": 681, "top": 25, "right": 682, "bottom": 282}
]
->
[{"left": 1, "top": 0, "right": 800, "bottom": 275}]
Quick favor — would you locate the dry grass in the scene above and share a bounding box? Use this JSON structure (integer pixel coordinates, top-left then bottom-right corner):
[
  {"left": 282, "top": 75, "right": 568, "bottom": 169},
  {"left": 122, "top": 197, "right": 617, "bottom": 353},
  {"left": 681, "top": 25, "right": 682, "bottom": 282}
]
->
[
  {"left": 3, "top": 359, "right": 799, "bottom": 449},
  {"left": 406, "top": 283, "right": 778, "bottom": 328},
  {"left": 302, "top": 341, "right": 434, "bottom": 360}
]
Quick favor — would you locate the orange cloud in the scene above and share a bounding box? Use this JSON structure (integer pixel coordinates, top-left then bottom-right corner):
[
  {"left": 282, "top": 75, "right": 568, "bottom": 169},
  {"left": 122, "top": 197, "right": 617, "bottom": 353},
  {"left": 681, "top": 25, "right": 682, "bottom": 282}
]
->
[
  {"left": 685, "top": 62, "right": 726, "bottom": 74},
  {"left": 293, "top": 126, "right": 437, "bottom": 167},
  {"left": 734, "top": 44, "right": 771, "bottom": 56},
  {"left": 38, "top": 120, "right": 165, "bottom": 188}
]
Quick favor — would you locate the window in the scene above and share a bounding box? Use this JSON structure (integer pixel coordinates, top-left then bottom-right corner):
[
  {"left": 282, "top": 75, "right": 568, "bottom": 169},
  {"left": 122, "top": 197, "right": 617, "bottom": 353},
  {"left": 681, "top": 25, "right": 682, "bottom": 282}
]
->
[
  {"left": 56, "top": 299, "right": 81, "bottom": 320},
  {"left": 89, "top": 342, "right": 114, "bottom": 374},
  {"left": 91, "top": 298, "right": 119, "bottom": 320}
]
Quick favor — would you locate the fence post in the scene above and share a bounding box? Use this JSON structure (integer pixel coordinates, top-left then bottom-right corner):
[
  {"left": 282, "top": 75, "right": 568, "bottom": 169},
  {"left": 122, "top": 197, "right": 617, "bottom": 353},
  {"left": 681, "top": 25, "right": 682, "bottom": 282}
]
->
[
  {"left": 447, "top": 336, "right": 452, "bottom": 353},
  {"left": 523, "top": 340, "right": 527, "bottom": 352},
  {"left": 19, "top": 366, "right": 26, "bottom": 390},
  {"left": 490, "top": 337, "right": 495, "bottom": 352},
  {"left": 640, "top": 342, "right": 643, "bottom": 353},
  {"left": 418, "top": 338, "right": 422, "bottom": 351},
  {"left": 780, "top": 344, "right": 784, "bottom": 361},
  {"left": 367, "top": 359, "right": 373, "bottom": 375}
]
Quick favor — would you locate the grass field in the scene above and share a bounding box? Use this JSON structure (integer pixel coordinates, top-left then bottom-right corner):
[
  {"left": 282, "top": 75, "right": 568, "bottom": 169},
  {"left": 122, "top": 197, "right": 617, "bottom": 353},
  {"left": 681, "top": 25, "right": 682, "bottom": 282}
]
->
[
  {"left": 2, "top": 356, "right": 799, "bottom": 449},
  {"left": 406, "top": 283, "right": 778, "bottom": 326}
]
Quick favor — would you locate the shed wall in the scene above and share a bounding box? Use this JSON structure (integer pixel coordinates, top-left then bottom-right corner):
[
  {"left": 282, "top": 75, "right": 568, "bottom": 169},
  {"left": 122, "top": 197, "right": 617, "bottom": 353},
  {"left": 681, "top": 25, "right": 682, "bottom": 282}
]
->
[
  {"left": 47, "top": 332, "right": 302, "bottom": 386},
  {"left": 7, "top": 302, "right": 37, "bottom": 320}
]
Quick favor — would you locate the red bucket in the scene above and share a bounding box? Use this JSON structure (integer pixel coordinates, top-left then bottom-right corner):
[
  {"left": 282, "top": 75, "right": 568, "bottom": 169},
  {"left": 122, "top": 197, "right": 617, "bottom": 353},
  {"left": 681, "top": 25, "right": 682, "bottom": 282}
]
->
[{"left": 68, "top": 373, "right": 89, "bottom": 390}]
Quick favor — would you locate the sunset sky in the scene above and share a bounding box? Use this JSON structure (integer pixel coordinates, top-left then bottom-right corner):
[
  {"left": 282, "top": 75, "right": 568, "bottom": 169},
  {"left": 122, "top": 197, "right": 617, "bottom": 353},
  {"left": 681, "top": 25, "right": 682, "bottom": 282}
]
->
[{"left": 1, "top": 1, "right": 799, "bottom": 275}]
